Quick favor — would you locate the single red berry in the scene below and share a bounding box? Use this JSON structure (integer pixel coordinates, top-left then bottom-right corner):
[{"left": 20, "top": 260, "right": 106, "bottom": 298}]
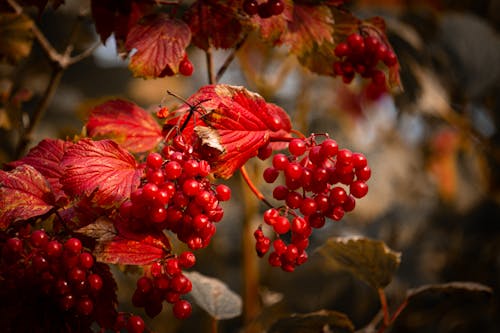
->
[
  {"left": 347, "top": 34, "right": 365, "bottom": 53},
  {"left": 330, "top": 186, "right": 348, "bottom": 205},
  {"left": 272, "top": 185, "right": 289, "bottom": 200},
  {"left": 182, "top": 179, "right": 200, "bottom": 196},
  {"left": 79, "top": 252, "right": 94, "bottom": 269},
  {"left": 350, "top": 180, "right": 368, "bottom": 198},
  {"left": 268, "top": 252, "right": 282, "bottom": 267},
  {"left": 243, "top": 0, "right": 258, "bottom": 15},
  {"left": 127, "top": 315, "right": 145, "bottom": 333},
  {"left": 334, "top": 42, "right": 350, "bottom": 58},
  {"left": 5, "top": 237, "right": 23, "bottom": 254},
  {"left": 272, "top": 239, "right": 287, "bottom": 255},
  {"left": 268, "top": 0, "right": 284, "bottom": 16},
  {"left": 64, "top": 238, "right": 82, "bottom": 255},
  {"left": 179, "top": 251, "right": 196, "bottom": 268},
  {"left": 173, "top": 299, "right": 192, "bottom": 319},
  {"left": 88, "top": 273, "right": 103, "bottom": 291},
  {"left": 299, "top": 197, "right": 317, "bottom": 216},
  {"left": 171, "top": 274, "right": 191, "bottom": 293},
  {"left": 291, "top": 216, "right": 309, "bottom": 235},
  {"left": 308, "top": 213, "right": 325, "bottom": 228},
  {"left": 256, "top": 236, "right": 271, "bottom": 257},
  {"left": 179, "top": 57, "right": 194, "bottom": 76},
  {"left": 45, "top": 240, "right": 63, "bottom": 257},
  {"left": 30, "top": 229, "right": 49, "bottom": 248},
  {"left": 337, "top": 149, "right": 352, "bottom": 165},
  {"left": 263, "top": 208, "right": 279, "bottom": 225},
  {"left": 272, "top": 153, "right": 288, "bottom": 170},
  {"left": 283, "top": 244, "right": 299, "bottom": 262},
  {"left": 146, "top": 152, "right": 163, "bottom": 169},
  {"left": 342, "top": 195, "right": 356, "bottom": 212},
  {"left": 165, "top": 161, "right": 182, "bottom": 179},
  {"left": 384, "top": 51, "right": 398, "bottom": 67},
  {"left": 273, "top": 216, "right": 291, "bottom": 234},
  {"left": 319, "top": 139, "right": 338, "bottom": 158},
  {"left": 284, "top": 162, "right": 303, "bottom": 181},
  {"left": 142, "top": 183, "right": 159, "bottom": 202},
  {"left": 215, "top": 184, "right": 231, "bottom": 201},
  {"left": 165, "top": 258, "right": 181, "bottom": 277},
  {"left": 285, "top": 191, "right": 303, "bottom": 209},
  {"left": 150, "top": 262, "right": 162, "bottom": 278},
  {"left": 263, "top": 167, "right": 279, "bottom": 183},
  {"left": 356, "top": 165, "right": 371, "bottom": 181},
  {"left": 330, "top": 205, "right": 345, "bottom": 221},
  {"left": 77, "top": 297, "right": 94, "bottom": 316}
]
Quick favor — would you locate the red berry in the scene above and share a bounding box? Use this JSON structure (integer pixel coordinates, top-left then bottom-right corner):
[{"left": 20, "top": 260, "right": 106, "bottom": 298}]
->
[
  {"left": 88, "top": 274, "right": 103, "bottom": 291},
  {"left": 77, "top": 297, "right": 94, "bottom": 316},
  {"left": 182, "top": 179, "right": 200, "bottom": 196},
  {"left": 337, "top": 149, "right": 352, "bottom": 165},
  {"left": 165, "top": 161, "right": 182, "bottom": 180},
  {"left": 268, "top": 0, "right": 284, "bottom": 16},
  {"left": 30, "top": 229, "right": 49, "bottom": 248},
  {"left": 335, "top": 42, "right": 350, "bottom": 57},
  {"left": 356, "top": 165, "right": 371, "bottom": 181},
  {"left": 136, "top": 276, "right": 153, "bottom": 294},
  {"left": 127, "top": 315, "right": 145, "bottom": 333},
  {"left": 272, "top": 153, "right": 288, "bottom": 170},
  {"left": 142, "top": 183, "right": 159, "bottom": 202},
  {"left": 273, "top": 216, "right": 290, "bottom": 234},
  {"left": 257, "top": 2, "right": 272, "bottom": 18},
  {"left": 179, "top": 251, "right": 196, "bottom": 268},
  {"left": 288, "top": 138, "right": 307, "bottom": 156},
  {"left": 263, "top": 167, "right": 279, "bottom": 183},
  {"left": 350, "top": 180, "right": 368, "bottom": 198},
  {"left": 173, "top": 300, "right": 192, "bottom": 319},
  {"left": 45, "top": 240, "right": 63, "bottom": 257},
  {"left": 79, "top": 252, "right": 94, "bottom": 269},
  {"left": 165, "top": 258, "right": 181, "bottom": 276},
  {"left": 263, "top": 208, "right": 279, "bottom": 225},
  {"left": 272, "top": 185, "right": 289, "bottom": 200},
  {"left": 272, "top": 239, "right": 287, "bottom": 254},
  {"left": 179, "top": 57, "right": 194, "bottom": 76},
  {"left": 347, "top": 34, "right": 365, "bottom": 53},
  {"left": 284, "top": 162, "right": 303, "bottom": 181},
  {"left": 64, "top": 238, "right": 82, "bottom": 255},
  {"left": 146, "top": 152, "right": 163, "bottom": 169},
  {"left": 215, "top": 184, "right": 231, "bottom": 201},
  {"left": 243, "top": 0, "right": 258, "bottom": 15}
]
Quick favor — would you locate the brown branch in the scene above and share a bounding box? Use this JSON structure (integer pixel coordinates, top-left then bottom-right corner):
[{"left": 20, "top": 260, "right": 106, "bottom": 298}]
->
[
  {"left": 240, "top": 165, "right": 273, "bottom": 208},
  {"left": 378, "top": 288, "right": 390, "bottom": 327},
  {"left": 206, "top": 47, "right": 216, "bottom": 84}
]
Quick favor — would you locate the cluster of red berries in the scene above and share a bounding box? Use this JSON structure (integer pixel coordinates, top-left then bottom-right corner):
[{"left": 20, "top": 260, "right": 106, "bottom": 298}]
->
[
  {"left": 256, "top": 136, "right": 371, "bottom": 271},
  {"left": 333, "top": 33, "right": 398, "bottom": 99},
  {"left": 119, "top": 136, "right": 231, "bottom": 251},
  {"left": 0, "top": 229, "right": 117, "bottom": 330},
  {"left": 243, "top": 0, "right": 284, "bottom": 18},
  {"left": 132, "top": 252, "right": 196, "bottom": 320}
]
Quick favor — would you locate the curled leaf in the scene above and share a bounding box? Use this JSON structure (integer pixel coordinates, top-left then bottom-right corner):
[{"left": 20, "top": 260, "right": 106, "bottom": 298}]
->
[
  {"left": 318, "top": 236, "right": 401, "bottom": 289},
  {"left": 60, "top": 139, "right": 142, "bottom": 207},
  {"left": 86, "top": 99, "right": 162, "bottom": 153},
  {"left": 184, "top": 271, "right": 242, "bottom": 320},
  {"left": 0, "top": 164, "right": 55, "bottom": 229},
  {"left": 125, "top": 13, "right": 191, "bottom": 78}
]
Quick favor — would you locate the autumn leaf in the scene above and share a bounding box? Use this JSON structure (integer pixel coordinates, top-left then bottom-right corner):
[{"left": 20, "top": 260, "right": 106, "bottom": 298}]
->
[
  {"left": 0, "top": 164, "right": 55, "bottom": 229},
  {"left": 60, "top": 139, "right": 143, "bottom": 207},
  {"left": 125, "top": 13, "right": 191, "bottom": 78},
  {"left": 8, "top": 138, "right": 72, "bottom": 201},
  {"left": 86, "top": 99, "right": 163, "bottom": 153},
  {"left": 184, "top": 271, "right": 242, "bottom": 320},
  {"left": 78, "top": 217, "right": 170, "bottom": 265},
  {"left": 251, "top": 0, "right": 293, "bottom": 43},
  {"left": 0, "top": 13, "right": 34, "bottom": 65},
  {"left": 319, "top": 236, "right": 401, "bottom": 289},
  {"left": 90, "top": 0, "right": 153, "bottom": 48},
  {"left": 171, "top": 84, "right": 292, "bottom": 178},
  {"left": 282, "top": 4, "right": 334, "bottom": 55}
]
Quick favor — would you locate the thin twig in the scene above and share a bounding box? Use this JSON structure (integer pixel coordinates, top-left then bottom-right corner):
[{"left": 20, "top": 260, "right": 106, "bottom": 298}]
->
[
  {"left": 206, "top": 47, "right": 216, "bottom": 84},
  {"left": 215, "top": 35, "right": 248, "bottom": 82},
  {"left": 240, "top": 166, "right": 273, "bottom": 208},
  {"left": 378, "top": 288, "right": 390, "bottom": 326}
]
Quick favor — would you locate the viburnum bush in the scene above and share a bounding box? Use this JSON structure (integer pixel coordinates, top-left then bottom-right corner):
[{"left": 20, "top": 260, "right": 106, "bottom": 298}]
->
[{"left": 1, "top": 0, "right": 494, "bottom": 332}]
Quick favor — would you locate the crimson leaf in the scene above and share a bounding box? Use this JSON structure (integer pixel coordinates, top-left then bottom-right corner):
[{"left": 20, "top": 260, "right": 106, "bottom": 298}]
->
[
  {"left": 60, "top": 139, "right": 142, "bottom": 207},
  {"left": 86, "top": 99, "right": 162, "bottom": 153},
  {"left": 78, "top": 217, "right": 170, "bottom": 265},
  {"left": 125, "top": 13, "right": 191, "bottom": 78},
  {"left": 8, "top": 138, "right": 71, "bottom": 201},
  {"left": 171, "top": 84, "right": 292, "bottom": 178},
  {"left": 0, "top": 164, "right": 55, "bottom": 229}
]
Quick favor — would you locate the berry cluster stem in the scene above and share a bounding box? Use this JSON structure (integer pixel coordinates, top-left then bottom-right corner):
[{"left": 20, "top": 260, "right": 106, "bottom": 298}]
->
[{"left": 240, "top": 166, "right": 273, "bottom": 208}]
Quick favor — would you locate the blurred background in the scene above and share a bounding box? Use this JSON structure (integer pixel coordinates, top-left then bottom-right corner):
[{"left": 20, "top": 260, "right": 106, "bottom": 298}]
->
[{"left": 1, "top": 0, "right": 499, "bottom": 332}]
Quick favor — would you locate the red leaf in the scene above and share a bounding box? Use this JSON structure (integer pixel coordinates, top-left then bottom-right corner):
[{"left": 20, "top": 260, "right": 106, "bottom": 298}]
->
[
  {"left": 60, "top": 139, "right": 142, "bottom": 207},
  {"left": 125, "top": 13, "right": 191, "bottom": 78},
  {"left": 185, "top": 0, "right": 245, "bottom": 50},
  {"left": 0, "top": 164, "right": 55, "bottom": 229},
  {"left": 86, "top": 99, "right": 163, "bottom": 153},
  {"left": 282, "top": 4, "right": 334, "bottom": 54},
  {"left": 90, "top": 0, "right": 153, "bottom": 48},
  {"left": 172, "top": 85, "right": 292, "bottom": 178},
  {"left": 78, "top": 217, "right": 170, "bottom": 265},
  {"left": 7, "top": 139, "right": 71, "bottom": 201}
]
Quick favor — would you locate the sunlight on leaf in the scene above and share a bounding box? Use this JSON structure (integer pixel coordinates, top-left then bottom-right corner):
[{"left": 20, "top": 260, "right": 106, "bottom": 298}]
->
[
  {"left": 86, "top": 99, "right": 162, "bottom": 153},
  {"left": 60, "top": 139, "right": 142, "bottom": 207},
  {"left": 319, "top": 236, "right": 401, "bottom": 289},
  {"left": 0, "top": 164, "right": 55, "bottom": 229}
]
